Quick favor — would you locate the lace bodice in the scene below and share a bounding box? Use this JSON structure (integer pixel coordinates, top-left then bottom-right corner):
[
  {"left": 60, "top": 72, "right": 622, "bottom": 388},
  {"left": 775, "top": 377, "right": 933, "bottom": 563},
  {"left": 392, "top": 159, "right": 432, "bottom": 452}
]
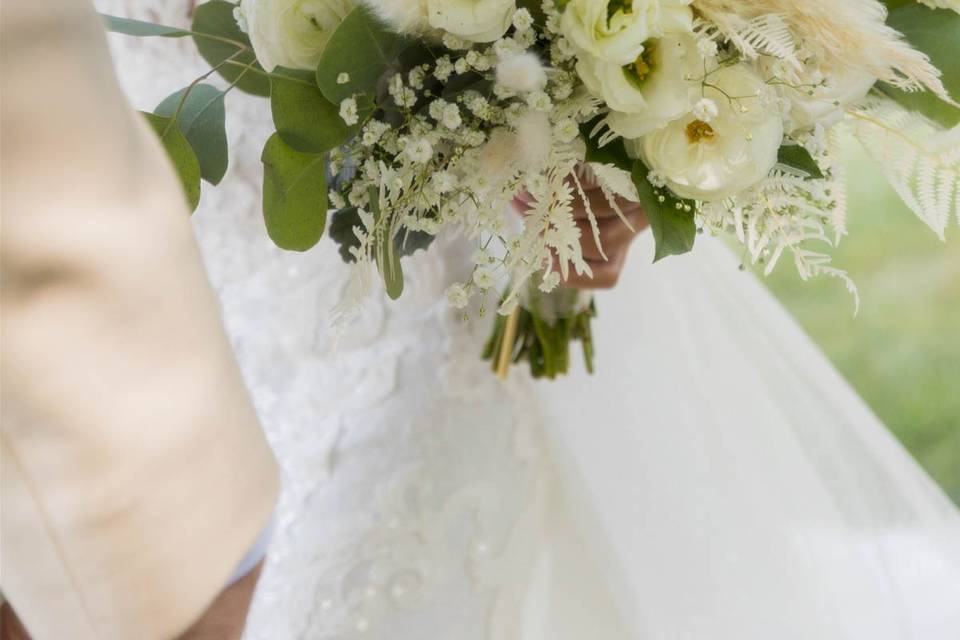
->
[{"left": 97, "top": 3, "right": 549, "bottom": 638}]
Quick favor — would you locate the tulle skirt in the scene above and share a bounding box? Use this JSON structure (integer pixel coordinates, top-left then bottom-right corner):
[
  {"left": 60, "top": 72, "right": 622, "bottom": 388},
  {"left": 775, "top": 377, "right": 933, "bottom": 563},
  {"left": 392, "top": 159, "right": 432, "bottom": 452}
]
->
[{"left": 527, "top": 234, "right": 960, "bottom": 639}]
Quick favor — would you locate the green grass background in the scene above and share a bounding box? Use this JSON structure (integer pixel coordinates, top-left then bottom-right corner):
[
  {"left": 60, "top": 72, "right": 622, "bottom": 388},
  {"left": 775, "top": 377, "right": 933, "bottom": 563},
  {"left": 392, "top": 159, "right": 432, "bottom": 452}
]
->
[{"left": 759, "top": 137, "right": 960, "bottom": 505}]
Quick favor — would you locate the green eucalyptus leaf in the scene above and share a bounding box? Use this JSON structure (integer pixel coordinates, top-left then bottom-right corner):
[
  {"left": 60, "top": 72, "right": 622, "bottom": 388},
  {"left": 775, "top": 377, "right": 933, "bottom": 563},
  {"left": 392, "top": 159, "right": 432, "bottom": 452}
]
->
[
  {"left": 100, "top": 14, "right": 190, "bottom": 38},
  {"left": 329, "top": 206, "right": 362, "bottom": 263},
  {"left": 155, "top": 84, "right": 229, "bottom": 185},
  {"left": 192, "top": 0, "right": 270, "bottom": 97},
  {"left": 316, "top": 5, "right": 405, "bottom": 105},
  {"left": 631, "top": 160, "right": 696, "bottom": 262},
  {"left": 261, "top": 133, "right": 327, "bottom": 251},
  {"left": 880, "top": 4, "right": 960, "bottom": 128},
  {"left": 777, "top": 144, "right": 824, "bottom": 179},
  {"left": 270, "top": 68, "right": 350, "bottom": 153},
  {"left": 143, "top": 112, "right": 202, "bottom": 213}
]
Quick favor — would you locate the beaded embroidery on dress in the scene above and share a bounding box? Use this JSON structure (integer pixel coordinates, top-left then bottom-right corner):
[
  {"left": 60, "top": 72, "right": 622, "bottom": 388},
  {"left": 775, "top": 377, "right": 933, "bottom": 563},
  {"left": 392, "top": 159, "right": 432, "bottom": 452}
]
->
[{"left": 98, "top": 2, "right": 551, "bottom": 638}]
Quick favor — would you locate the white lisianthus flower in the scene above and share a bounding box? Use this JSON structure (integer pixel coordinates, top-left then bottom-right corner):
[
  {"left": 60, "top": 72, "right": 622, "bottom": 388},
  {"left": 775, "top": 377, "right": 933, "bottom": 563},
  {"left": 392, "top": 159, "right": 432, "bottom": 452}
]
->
[
  {"left": 427, "top": 0, "right": 516, "bottom": 42},
  {"left": 633, "top": 64, "right": 784, "bottom": 202},
  {"left": 776, "top": 62, "right": 877, "bottom": 133},
  {"left": 560, "top": 0, "right": 693, "bottom": 65},
  {"left": 577, "top": 34, "right": 699, "bottom": 137},
  {"left": 364, "top": 0, "right": 515, "bottom": 41},
  {"left": 241, "top": 0, "right": 355, "bottom": 72}
]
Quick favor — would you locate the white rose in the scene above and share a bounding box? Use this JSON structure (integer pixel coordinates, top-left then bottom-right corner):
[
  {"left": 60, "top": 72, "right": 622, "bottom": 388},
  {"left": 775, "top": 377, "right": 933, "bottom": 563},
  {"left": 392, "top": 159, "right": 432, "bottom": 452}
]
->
[
  {"left": 241, "top": 0, "right": 355, "bottom": 72},
  {"left": 560, "top": 0, "right": 693, "bottom": 65},
  {"left": 427, "top": 0, "right": 516, "bottom": 42},
  {"left": 633, "top": 64, "right": 784, "bottom": 202},
  {"left": 778, "top": 63, "right": 876, "bottom": 133},
  {"left": 577, "top": 34, "right": 700, "bottom": 137}
]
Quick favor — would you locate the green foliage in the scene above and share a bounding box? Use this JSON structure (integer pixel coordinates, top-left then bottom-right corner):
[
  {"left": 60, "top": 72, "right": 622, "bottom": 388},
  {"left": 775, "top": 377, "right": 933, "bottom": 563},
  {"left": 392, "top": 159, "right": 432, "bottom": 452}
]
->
[
  {"left": 369, "top": 191, "right": 405, "bottom": 299},
  {"left": 155, "top": 84, "right": 229, "bottom": 185},
  {"left": 143, "top": 112, "right": 202, "bottom": 213},
  {"left": 395, "top": 227, "right": 436, "bottom": 258},
  {"left": 631, "top": 161, "right": 696, "bottom": 262},
  {"left": 270, "top": 68, "right": 351, "bottom": 154},
  {"left": 100, "top": 14, "right": 191, "bottom": 38},
  {"left": 192, "top": 0, "right": 270, "bottom": 97},
  {"left": 260, "top": 134, "right": 327, "bottom": 251},
  {"left": 880, "top": 4, "right": 960, "bottom": 128},
  {"left": 329, "top": 206, "right": 362, "bottom": 262},
  {"left": 580, "top": 119, "right": 632, "bottom": 171},
  {"left": 315, "top": 5, "right": 406, "bottom": 106},
  {"left": 777, "top": 144, "right": 824, "bottom": 179},
  {"left": 330, "top": 206, "right": 435, "bottom": 265},
  {"left": 482, "top": 291, "right": 596, "bottom": 379}
]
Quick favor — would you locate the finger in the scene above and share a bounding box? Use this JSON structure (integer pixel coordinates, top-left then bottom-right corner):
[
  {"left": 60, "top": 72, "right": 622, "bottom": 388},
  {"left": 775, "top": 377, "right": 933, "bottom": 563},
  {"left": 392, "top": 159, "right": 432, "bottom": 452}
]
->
[
  {"left": 578, "top": 213, "right": 643, "bottom": 261},
  {"left": 566, "top": 250, "right": 628, "bottom": 289},
  {"left": 572, "top": 184, "right": 644, "bottom": 220}
]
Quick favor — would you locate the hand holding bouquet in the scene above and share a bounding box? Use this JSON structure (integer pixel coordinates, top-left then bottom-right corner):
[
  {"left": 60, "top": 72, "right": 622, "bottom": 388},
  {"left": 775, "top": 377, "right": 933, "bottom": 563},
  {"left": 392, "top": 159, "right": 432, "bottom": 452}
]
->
[{"left": 103, "top": 0, "right": 959, "bottom": 378}]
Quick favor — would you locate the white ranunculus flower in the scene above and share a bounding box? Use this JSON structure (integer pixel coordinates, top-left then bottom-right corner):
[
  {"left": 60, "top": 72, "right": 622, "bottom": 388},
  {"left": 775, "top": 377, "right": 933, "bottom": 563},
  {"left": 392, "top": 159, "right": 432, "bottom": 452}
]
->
[
  {"left": 577, "top": 34, "right": 699, "bottom": 137},
  {"left": 427, "top": 0, "right": 516, "bottom": 42},
  {"left": 633, "top": 64, "right": 784, "bottom": 202},
  {"left": 240, "top": 0, "right": 355, "bottom": 72},
  {"left": 778, "top": 63, "right": 877, "bottom": 133},
  {"left": 560, "top": 0, "right": 693, "bottom": 65}
]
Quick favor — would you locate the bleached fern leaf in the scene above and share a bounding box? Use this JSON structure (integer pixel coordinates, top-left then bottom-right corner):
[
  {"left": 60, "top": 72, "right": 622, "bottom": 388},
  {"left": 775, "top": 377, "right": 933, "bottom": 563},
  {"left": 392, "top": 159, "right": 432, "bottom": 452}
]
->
[
  {"left": 849, "top": 96, "right": 960, "bottom": 239},
  {"left": 730, "top": 14, "right": 799, "bottom": 67}
]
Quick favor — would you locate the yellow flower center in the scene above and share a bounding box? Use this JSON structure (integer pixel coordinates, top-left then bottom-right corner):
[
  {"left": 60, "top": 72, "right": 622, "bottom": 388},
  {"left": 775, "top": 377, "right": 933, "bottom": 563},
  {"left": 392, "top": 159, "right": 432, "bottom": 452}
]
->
[
  {"left": 624, "top": 40, "right": 657, "bottom": 88},
  {"left": 685, "top": 119, "right": 715, "bottom": 144}
]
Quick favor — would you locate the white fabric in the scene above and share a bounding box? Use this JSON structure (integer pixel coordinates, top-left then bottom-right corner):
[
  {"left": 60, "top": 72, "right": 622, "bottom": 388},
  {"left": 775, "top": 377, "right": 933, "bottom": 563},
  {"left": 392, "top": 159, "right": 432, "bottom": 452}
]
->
[{"left": 100, "top": 2, "right": 960, "bottom": 638}]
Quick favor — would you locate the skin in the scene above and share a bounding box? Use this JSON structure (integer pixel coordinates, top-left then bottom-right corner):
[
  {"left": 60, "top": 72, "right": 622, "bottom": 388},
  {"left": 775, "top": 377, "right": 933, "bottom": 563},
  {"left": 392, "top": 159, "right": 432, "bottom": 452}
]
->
[
  {"left": 513, "top": 177, "right": 650, "bottom": 289},
  {"left": 0, "top": 561, "right": 264, "bottom": 640}
]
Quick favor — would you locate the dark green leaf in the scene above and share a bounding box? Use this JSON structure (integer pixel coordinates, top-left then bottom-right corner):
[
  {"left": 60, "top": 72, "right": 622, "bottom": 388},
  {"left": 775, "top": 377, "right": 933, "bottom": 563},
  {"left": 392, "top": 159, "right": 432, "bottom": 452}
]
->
[
  {"left": 369, "top": 189, "right": 404, "bottom": 299},
  {"left": 880, "top": 4, "right": 960, "bottom": 128},
  {"left": 192, "top": 0, "right": 270, "bottom": 97},
  {"left": 631, "top": 160, "right": 696, "bottom": 262},
  {"left": 143, "top": 112, "right": 202, "bottom": 213},
  {"left": 261, "top": 134, "right": 327, "bottom": 251},
  {"left": 329, "top": 206, "right": 362, "bottom": 262},
  {"left": 155, "top": 84, "right": 229, "bottom": 185},
  {"left": 777, "top": 144, "right": 824, "bottom": 179},
  {"left": 100, "top": 14, "right": 190, "bottom": 38},
  {"left": 330, "top": 206, "right": 435, "bottom": 264},
  {"left": 270, "top": 68, "right": 350, "bottom": 153},
  {"left": 395, "top": 228, "right": 435, "bottom": 258},
  {"left": 315, "top": 5, "right": 405, "bottom": 105},
  {"left": 580, "top": 118, "right": 632, "bottom": 171}
]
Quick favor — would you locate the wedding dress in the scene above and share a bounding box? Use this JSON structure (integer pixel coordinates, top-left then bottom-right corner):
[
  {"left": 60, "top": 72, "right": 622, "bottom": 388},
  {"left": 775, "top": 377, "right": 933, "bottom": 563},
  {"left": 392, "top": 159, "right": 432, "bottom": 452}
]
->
[{"left": 100, "top": 3, "right": 960, "bottom": 638}]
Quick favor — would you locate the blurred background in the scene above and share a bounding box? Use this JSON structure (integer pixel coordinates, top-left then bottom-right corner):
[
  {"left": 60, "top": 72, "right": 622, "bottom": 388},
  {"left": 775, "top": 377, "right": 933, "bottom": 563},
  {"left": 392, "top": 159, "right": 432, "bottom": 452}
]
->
[{"left": 759, "top": 135, "right": 960, "bottom": 506}]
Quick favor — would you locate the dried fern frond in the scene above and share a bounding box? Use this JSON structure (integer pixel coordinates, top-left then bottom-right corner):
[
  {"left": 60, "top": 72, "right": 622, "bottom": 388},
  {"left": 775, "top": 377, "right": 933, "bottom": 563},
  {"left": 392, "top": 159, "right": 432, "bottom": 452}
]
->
[
  {"left": 692, "top": 0, "right": 955, "bottom": 105},
  {"left": 698, "top": 13, "right": 800, "bottom": 67},
  {"left": 849, "top": 95, "right": 960, "bottom": 239}
]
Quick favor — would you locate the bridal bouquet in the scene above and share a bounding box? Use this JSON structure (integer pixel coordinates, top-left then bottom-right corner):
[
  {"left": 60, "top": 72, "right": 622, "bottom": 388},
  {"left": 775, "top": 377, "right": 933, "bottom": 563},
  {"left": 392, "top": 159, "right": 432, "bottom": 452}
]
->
[{"left": 103, "top": 0, "right": 959, "bottom": 378}]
